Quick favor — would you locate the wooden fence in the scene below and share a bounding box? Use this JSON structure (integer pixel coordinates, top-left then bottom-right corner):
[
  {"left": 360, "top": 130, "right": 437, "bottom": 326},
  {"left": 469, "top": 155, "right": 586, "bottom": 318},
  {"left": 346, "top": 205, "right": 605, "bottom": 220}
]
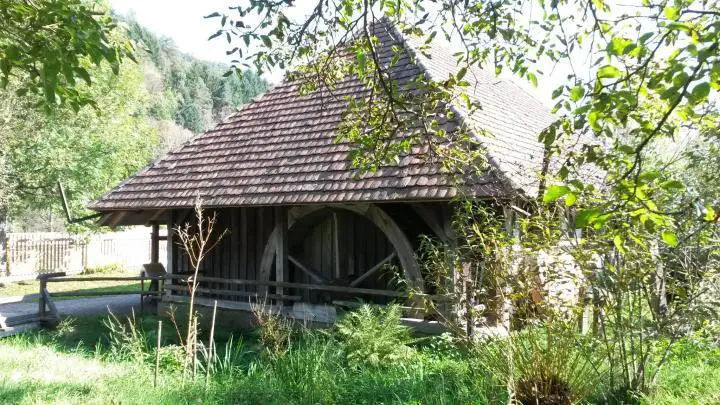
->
[{"left": 3, "top": 229, "right": 167, "bottom": 278}]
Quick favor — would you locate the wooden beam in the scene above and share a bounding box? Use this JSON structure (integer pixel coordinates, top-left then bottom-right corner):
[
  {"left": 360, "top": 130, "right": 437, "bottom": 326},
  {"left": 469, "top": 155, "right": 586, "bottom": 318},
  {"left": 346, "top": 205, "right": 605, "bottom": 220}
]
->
[
  {"left": 259, "top": 204, "right": 424, "bottom": 292},
  {"left": 275, "top": 206, "right": 288, "bottom": 299},
  {"left": 411, "top": 204, "right": 449, "bottom": 243},
  {"left": 350, "top": 251, "right": 396, "bottom": 287},
  {"left": 288, "top": 255, "right": 328, "bottom": 284},
  {"left": 166, "top": 211, "right": 175, "bottom": 276},
  {"left": 165, "top": 285, "right": 300, "bottom": 302},
  {"left": 144, "top": 209, "right": 166, "bottom": 226},
  {"left": 165, "top": 273, "right": 451, "bottom": 301},
  {"left": 150, "top": 223, "right": 160, "bottom": 263},
  {"left": 105, "top": 211, "right": 128, "bottom": 227},
  {"left": 332, "top": 212, "right": 340, "bottom": 279}
]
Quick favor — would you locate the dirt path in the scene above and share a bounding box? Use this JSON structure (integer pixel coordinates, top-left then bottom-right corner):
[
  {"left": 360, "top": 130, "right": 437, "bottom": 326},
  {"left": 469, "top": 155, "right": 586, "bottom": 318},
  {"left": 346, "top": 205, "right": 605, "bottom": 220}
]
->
[{"left": 0, "top": 294, "right": 143, "bottom": 320}]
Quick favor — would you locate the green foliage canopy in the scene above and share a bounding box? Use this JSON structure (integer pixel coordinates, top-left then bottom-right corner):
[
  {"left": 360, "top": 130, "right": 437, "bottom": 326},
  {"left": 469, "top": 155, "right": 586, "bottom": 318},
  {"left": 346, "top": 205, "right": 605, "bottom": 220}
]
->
[
  {"left": 0, "top": 57, "right": 157, "bottom": 230},
  {"left": 0, "top": 0, "right": 135, "bottom": 112}
]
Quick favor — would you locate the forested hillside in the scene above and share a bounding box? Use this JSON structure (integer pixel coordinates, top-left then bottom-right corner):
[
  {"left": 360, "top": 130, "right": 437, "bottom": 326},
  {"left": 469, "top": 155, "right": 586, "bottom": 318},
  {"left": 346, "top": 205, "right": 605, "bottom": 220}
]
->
[
  {"left": 0, "top": 13, "right": 267, "bottom": 232},
  {"left": 123, "top": 16, "right": 267, "bottom": 135}
]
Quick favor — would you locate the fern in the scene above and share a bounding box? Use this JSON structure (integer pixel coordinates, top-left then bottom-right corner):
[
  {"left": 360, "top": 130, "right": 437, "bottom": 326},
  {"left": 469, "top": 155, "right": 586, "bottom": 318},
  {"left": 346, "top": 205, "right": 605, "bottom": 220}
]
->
[{"left": 336, "top": 304, "right": 415, "bottom": 367}]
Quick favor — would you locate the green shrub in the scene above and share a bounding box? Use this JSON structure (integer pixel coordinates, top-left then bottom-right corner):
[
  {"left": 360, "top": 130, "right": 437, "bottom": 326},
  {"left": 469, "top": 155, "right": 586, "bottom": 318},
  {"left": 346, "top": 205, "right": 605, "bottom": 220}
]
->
[
  {"left": 84, "top": 263, "right": 127, "bottom": 275},
  {"left": 335, "top": 304, "right": 415, "bottom": 367},
  {"left": 251, "top": 302, "right": 294, "bottom": 356},
  {"left": 155, "top": 344, "right": 185, "bottom": 373}
]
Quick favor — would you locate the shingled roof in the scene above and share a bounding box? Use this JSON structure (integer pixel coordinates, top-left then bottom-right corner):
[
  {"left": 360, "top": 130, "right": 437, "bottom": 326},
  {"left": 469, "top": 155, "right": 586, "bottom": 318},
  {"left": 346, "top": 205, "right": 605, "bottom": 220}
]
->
[{"left": 89, "top": 19, "right": 556, "bottom": 211}]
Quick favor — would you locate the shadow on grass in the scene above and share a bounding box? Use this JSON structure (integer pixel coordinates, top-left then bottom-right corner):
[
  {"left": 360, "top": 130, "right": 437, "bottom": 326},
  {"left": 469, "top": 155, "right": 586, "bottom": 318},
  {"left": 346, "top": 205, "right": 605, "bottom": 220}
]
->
[
  {"left": 50, "top": 283, "right": 143, "bottom": 300},
  {"left": 27, "top": 313, "right": 252, "bottom": 357},
  {"left": 0, "top": 381, "right": 93, "bottom": 404}
]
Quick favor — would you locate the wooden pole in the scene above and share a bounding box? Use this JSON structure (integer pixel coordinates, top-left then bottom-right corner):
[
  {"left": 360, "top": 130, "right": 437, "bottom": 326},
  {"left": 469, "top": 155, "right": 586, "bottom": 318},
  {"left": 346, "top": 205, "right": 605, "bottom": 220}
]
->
[
  {"left": 206, "top": 300, "right": 217, "bottom": 386},
  {"left": 154, "top": 320, "right": 162, "bottom": 387},
  {"left": 38, "top": 276, "right": 46, "bottom": 319},
  {"left": 140, "top": 271, "right": 146, "bottom": 315},
  {"left": 274, "top": 207, "right": 288, "bottom": 306},
  {"left": 151, "top": 223, "right": 160, "bottom": 264},
  {"left": 4, "top": 233, "right": 10, "bottom": 277}
]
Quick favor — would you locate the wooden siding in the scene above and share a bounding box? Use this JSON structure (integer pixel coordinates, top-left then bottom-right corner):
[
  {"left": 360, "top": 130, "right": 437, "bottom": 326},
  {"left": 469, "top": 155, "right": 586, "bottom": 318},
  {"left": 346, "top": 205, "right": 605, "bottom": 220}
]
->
[{"left": 169, "top": 203, "right": 451, "bottom": 304}]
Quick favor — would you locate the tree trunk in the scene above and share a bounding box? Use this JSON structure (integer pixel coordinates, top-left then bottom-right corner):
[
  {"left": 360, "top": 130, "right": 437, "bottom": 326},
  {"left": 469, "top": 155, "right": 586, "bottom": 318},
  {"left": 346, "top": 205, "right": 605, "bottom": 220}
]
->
[{"left": 649, "top": 241, "right": 668, "bottom": 319}]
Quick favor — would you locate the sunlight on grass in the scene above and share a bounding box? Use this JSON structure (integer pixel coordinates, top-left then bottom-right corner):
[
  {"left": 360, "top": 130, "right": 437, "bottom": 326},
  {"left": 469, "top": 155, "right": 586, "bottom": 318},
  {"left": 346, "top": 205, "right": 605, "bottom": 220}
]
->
[{"left": 0, "top": 272, "right": 141, "bottom": 299}]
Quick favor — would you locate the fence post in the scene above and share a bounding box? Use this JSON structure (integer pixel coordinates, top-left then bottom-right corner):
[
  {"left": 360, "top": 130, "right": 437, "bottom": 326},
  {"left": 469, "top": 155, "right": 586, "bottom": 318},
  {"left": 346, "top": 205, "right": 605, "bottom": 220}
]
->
[
  {"left": 38, "top": 276, "right": 46, "bottom": 319},
  {"left": 81, "top": 237, "right": 88, "bottom": 271},
  {"left": 4, "top": 233, "right": 10, "bottom": 277},
  {"left": 140, "top": 270, "right": 146, "bottom": 315}
]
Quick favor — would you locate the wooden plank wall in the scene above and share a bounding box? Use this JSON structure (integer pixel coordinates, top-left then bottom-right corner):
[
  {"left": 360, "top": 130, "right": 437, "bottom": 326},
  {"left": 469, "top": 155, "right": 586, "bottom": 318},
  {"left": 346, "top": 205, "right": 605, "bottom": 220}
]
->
[
  {"left": 170, "top": 203, "right": 452, "bottom": 304},
  {"left": 171, "top": 207, "right": 276, "bottom": 299}
]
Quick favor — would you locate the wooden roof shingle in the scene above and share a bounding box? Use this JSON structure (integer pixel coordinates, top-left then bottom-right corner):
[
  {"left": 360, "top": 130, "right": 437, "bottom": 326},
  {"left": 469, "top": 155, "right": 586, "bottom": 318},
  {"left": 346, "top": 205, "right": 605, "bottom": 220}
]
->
[{"left": 89, "top": 19, "right": 556, "bottom": 211}]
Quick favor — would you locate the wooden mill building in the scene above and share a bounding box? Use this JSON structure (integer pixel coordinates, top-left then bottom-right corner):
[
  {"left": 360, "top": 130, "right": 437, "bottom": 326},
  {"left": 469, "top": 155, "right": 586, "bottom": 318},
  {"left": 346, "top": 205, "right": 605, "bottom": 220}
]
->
[{"left": 89, "top": 19, "right": 555, "bottom": 325}]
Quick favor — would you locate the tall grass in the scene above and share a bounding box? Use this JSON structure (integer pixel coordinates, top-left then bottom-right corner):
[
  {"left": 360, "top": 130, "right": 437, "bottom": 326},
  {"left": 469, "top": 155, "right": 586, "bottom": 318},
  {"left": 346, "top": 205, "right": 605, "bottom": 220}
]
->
[{"left": 0, "top": 310, "right": 716, "bottom": 404}]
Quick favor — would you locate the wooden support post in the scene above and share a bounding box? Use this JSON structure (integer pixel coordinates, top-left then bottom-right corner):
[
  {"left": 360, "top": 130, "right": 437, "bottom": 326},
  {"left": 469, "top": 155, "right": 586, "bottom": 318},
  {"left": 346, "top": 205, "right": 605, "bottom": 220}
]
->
[
  {"left": 151, "top": 223, "right": 160, "bottom": 264},
  {"left": 4, "top": 233, "right": 10, "bottom": 277},
  {"left": 275, "top": 206, "right": 288, "bottom": 306},
  {"left": 38, "top": 276, "right": 46, "bottom": 319},
  {"left": 332, "top": 212, "right": 340, "bottom": 279},
  {"left": 140, "top": 271, "right": 146, "bottom": 315},
  {"left": 166, "top": 212, "right": 175, "bottom": 293}
]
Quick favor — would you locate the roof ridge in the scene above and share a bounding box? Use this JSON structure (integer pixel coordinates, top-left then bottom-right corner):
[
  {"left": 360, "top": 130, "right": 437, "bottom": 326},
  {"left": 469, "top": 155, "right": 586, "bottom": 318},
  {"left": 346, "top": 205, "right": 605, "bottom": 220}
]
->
[{"left": 387, "top": 21, "right": 519, "bottom": 193}]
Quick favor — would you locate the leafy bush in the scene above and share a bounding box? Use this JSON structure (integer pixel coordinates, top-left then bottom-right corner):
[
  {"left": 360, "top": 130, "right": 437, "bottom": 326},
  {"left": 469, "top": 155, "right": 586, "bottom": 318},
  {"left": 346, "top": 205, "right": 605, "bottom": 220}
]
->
[
  {"left": 84, "top": 263, "right": 127, "bottom": 275},
  {"left": 155, "top": 344, "right": 185, "bottom": 373},
  {"left": 335, "top": 304, "right": 415, "bottom": 367},
  {"left": 251, "top": 301, "right": 294, "bottom": 355}
]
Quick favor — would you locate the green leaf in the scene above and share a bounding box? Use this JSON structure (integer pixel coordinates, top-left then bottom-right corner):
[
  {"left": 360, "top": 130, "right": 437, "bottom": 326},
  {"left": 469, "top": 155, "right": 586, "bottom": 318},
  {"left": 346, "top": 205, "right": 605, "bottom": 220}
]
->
[
  {"left": 570, "top": 85, "right": 585, "bottom": 101},
  {"left": 664, "top": 6, "right": 679, "bottom": 20},
  {"left": 527, "top": 72, "right": 538, "bottom": 87},
  {"left": 613, "top": 234, "right": 625, "bottom": 253},
  {"left": 565, "top": 192, "right": 577, "bottom": 207},
  {"left": 691, "top": 82, "right": 710, "bottom": 101},
  {"left": 659, "top": 180, "right": 685, "bottom": 191},
  {"left": 661, "top": 231, "right": 678, "bottom": 247},
  {"left": 543, "top": 185, "right": 570, "bottom": 203},
  {"left": 457, "top": 67, "right": 467, "bottom": 81},
  {"left": 356, "top": 50, "right": 367, "bottom": 72},
  {"left": 261, "top": 35, "right": 272, "bottom": 47},
  {"left": 575, "top": 208, "right": 601, "bottom": 228},
  {"left": 704, "top": 206, "right": 716, "bottom": 221},
  {"left": 597, "top": 65, "right": 621, "bottom": 79}
]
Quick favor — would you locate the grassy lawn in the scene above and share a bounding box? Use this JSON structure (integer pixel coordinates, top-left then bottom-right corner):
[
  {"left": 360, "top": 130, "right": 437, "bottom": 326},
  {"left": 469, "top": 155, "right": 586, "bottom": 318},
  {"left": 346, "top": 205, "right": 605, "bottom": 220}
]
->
[
  {"left": 0, "top": 312, "right": 717, "bottom": 404},
  {"left": 0, "top": 315, "right": 505, "bottom": 404},
  {"left": 0, "top": 272, "right": 142, "bottom": 300}
]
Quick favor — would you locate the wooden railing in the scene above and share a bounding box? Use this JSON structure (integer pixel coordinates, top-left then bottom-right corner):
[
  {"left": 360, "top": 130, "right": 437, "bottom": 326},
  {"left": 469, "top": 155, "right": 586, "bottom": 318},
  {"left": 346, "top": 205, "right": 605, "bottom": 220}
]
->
[
  {"left": 38, "top": 271, "right": 165, "bottom": 323},
  {"left": 162, "top": 273, "right": 450, "bottom": 302},
  {"left": 3, "top": 273, "right": 448, "bottom": 333}
]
